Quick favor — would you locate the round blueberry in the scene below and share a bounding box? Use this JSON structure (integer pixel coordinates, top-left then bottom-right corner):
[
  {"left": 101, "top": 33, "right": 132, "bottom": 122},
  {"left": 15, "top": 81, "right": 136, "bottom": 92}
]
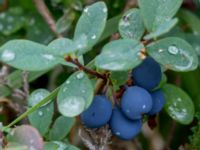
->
[
  {"left": 121, "top": 86, "right": 152, "bottom": 120},
  {"left": 148, "top": 90, "right": 166, "bottom": 115},
  {"left": 110, "top": 107, "right": 142, "bottom": 140},
  {"left": 80, "top": 95, "right": 112, "bottom": 128},
  {"left": 132, "top": 57, "right": 162, "bottom": 90}
]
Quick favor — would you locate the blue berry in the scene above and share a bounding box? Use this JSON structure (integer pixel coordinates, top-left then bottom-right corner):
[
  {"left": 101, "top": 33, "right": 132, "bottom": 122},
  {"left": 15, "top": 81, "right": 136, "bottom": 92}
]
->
[
  {"left": 110, "top": 107, "right": 142, "bottom": 140},
  {"left": 80, "top": 95, "right": 112, "bottom": 128},
  {"left": 132, "top": 57, "right": 162, "bottom": 90},
  {"left": 121, "top": 86, "right": 152, "bottom": 120},
  {"left": 148, "top": 90, "right": 166, "bottom": 115}
]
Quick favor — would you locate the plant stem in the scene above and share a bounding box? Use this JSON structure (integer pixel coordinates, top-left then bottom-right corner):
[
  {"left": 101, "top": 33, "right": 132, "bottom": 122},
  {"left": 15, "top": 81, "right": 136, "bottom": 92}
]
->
[{"left": 66, "top": 57, "right": 107, "bottom": 81}]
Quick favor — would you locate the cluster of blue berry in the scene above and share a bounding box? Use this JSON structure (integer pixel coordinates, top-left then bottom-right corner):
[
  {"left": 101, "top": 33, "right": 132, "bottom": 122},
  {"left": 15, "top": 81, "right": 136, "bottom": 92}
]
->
[{"left": 81, "top": 57, "right": 165, "bottom": 140}]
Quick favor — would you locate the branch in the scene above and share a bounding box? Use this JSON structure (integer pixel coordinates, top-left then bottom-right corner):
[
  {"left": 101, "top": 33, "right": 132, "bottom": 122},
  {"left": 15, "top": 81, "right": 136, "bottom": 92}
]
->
[
  {"left": 65, "top": 56, "right": 107, "bottom": 81},
  {"left": 33, "top": 0, "right": 62, "bottom": 38}
]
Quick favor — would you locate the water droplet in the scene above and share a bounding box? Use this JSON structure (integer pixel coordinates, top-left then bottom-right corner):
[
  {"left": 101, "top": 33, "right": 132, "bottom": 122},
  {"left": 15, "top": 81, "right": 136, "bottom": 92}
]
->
[
  {"left": 29, "top": 90, "right": 50, "bottom": 107},
  {"left": 7, "top": 17, "right": 14, "bottom": 22},
  {"left": 63, "top": 87, "right": 68, "bottom": 92},
  {"left": 168, "top": 45, "right": 179, "bottom": 55},
  {"left": 66, "top": 80, "right": 70, "bottom": 84},
  {"left": 158, "top": 49, "right": 164, "bottom": 53},
  {"left": 142, "top": 105, "right": 146, "bottom": 109},
  {"left": 119, "top": 20, "right": 130, "bottom": 27},
  {"left": 76, "top": 72, "right": 84, "bottom": 79},
  {"left": 59, "top": 96, "right": 85, "bottom": 117},
  {"left": 103, "top": 8, "right": 107, "bottom": 13},
  {"left": 1, "top": 50, "right": 15, "bottom": 61},
  {"left": 42, "top": 54, "right": 55, "bottom": 60},
  {"left": 38, "top": 111, "right": 43, "bottom": 116},
  {"left": 91, "top": 35, "right": 96, "bottom": 39},
  {"left": 81, "top": 89, "right": 86, "bottom": 93},
  {"left": 84, "top": 7, "right": 88, "bottom": 13},
  {"left": 177, "top": 98, "right": 182, "bottom": 102}
]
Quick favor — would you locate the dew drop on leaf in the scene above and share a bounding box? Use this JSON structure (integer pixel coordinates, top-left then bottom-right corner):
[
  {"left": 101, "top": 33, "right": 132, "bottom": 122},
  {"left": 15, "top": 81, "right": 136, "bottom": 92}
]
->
[
  {"left": 42, "top": 54, "right": 55, "bottom": 61},
  {"left": 59, "top": 96, "right": 85, "bottom": 117},
  {"left": 168, "top": 45, "right": 179, "bottom": 55},
  {"left": 76, "top": 72, "right": 84, "bottom": 79},
  {"left": 1, "top": 50, "right": 15, "bottom": 61},
  {"left": 38, "top": 111, "right": 43, "bottom": 116}
]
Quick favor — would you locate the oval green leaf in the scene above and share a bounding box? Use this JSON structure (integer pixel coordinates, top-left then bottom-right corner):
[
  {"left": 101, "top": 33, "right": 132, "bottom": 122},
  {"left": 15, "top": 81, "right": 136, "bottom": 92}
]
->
[
  {"left": 57, "top": 71, "right": 93, "bottom": 117},
  {"left": 49, "top": 116, "right": 75, "bottom": 140},
  {"left": 0, "top": 40, "right": 61, "bottom": 71},
  {"left": 28, "top": 89, "right": 54, "bottom": 136},
  {"left": 147, "top": 37, "right": 198, "bottom": 71},
  {"left": 73, "top": 2, "right": 107, "bottom": 54},
  {"left": 144, "top": 18, "right": 178, "bottom": 40},
  {"left": 95, "top": 39, "right": 144, "bottom": 71},
  {"left": 138, "top": 0, "right": 183, "bottom": 31},
  {"left": 163, "top": 84, "right": 195, "bottom": 124},
  {"left": 119, "top": 8, "right": 145, "bottom": 40}
]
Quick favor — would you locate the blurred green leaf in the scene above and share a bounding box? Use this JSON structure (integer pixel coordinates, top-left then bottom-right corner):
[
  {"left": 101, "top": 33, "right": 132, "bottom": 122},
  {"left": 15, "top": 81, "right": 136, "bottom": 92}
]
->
[
  {"left": 95, "top": 39, "right": 143, "bottom": 71},
  {"left": 49, "top": 116, "right": 75, "bottom": 140},
  {"left": 119, "top": 8, "right": 145, "bottom": 40},
  {"left": 163, "top": 84, "right": 195, "bottom": 124},
  {"left": 147, "top": 37, "right": 198, "bottom": 71},
  {"left": 74, "top": 2, "right": 107, "bottom": 55},
  {"left": 178, "top": 9, "right": 200, "bottom": 36},
  {"left": 0, "top": 7, "right": 26, "bottom": 35},
  {"left": 57, "top": 71, "right": 93, "bottom": 117}
]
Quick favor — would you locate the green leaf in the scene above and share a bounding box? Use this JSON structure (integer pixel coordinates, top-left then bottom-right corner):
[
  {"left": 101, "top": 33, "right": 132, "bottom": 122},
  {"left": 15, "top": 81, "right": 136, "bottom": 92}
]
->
[
  {"left": 44, "top": 141, "right": 67, "bottom": 150},
  {"left": 74, "top": 2, "right": 107, "bottom": 54},
  {"left": 100, "top": 15, "right": 121, "bottom": 42},
  {"left": 26, "top": 15, "right": 54, "bottom": 44},
  {"left": 7, "top": 125, "right": 44, "bottom": 150},
  {"left": 48, "top": 38, "right": 76, "bottom": 56},
  {"left": 138, "top": 0, "right": 182, "bottom": 32},
  {"left": 110, "top": 71, "right": 129, "bottom": 90},
  {"left": 0, "top": 84, "right": 11, "bottom": 97},
  {"left": 95, "top": 39, "right": 144, "bottom": 71},
  {"left": 147, "top": 37, "right": 198, "bottom": 71},
  {"left": 144, "top": 18, "right": 178, "bottom": 40},
  {"left": 0, "top": 7, "right": 26, "bottom": 35},
  {"left": 184, "top": 34, "right": 200, "bottom": 62},
  {"left": 48, "top": 38, "right": 85, "bottom": 67},
  {"left": 49, "top": 116, "right": 75, "bottom": 140},
  {"left": 118, "top": 8, "right": 145, "bottom": 40},
  {"left": 178, "top": 9, "right": 200, "bottom": 36},
  {"left": 28, "top": 89, "right": 54, "bottom": 136},
  {"left": 43, "top": 142, "right": 59, "bottom": 150},
  {"left": 0, "top": 40, "right": 61, "bottom": 71},
  {"left": 163, "top": 84, "right": 195, "bottom": 124},
  {"left": 57, "top": 71, "right": 93, "bottom": 117}
]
